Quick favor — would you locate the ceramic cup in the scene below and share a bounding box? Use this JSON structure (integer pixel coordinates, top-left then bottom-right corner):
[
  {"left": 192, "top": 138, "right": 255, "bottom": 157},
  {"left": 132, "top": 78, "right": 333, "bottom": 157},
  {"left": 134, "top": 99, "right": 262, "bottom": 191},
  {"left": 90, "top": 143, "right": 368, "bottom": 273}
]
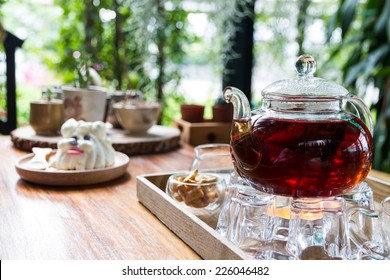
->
[
  {"left": 29, "top": 99, "right": 64, "bottom": 136},
  {"left": 62, "top": 86, "right": 107, "bottom": 122}
]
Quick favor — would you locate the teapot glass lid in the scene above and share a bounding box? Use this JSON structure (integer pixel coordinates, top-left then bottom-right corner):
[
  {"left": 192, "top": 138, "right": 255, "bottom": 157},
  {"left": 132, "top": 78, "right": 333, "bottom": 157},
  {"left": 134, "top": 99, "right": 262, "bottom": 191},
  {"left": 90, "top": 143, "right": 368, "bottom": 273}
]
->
[{"left": 261, "top": 55, "right": 349, "bottom": 98}]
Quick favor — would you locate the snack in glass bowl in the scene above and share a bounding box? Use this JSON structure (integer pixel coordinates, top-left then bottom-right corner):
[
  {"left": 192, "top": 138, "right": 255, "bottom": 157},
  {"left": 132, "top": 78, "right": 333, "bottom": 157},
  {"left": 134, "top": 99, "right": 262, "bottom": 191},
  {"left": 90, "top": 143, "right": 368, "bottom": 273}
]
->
[{"left": 166, "top": 169, "right": 225, "bottom": 215}]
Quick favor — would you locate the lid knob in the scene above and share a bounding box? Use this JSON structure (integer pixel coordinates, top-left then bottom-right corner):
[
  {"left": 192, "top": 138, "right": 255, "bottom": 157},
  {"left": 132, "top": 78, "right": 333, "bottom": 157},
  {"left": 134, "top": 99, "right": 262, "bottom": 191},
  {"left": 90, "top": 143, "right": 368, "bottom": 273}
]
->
[{"left": 295, "top": 54, "right": 316, "bottom": 77}]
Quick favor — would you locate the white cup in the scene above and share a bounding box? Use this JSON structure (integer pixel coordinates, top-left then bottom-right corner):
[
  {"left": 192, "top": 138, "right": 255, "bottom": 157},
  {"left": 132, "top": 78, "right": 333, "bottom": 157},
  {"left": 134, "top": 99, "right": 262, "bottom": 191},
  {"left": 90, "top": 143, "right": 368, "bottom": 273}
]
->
[{"left": 62, "top": 86, "right": 107, "bottom": 122}]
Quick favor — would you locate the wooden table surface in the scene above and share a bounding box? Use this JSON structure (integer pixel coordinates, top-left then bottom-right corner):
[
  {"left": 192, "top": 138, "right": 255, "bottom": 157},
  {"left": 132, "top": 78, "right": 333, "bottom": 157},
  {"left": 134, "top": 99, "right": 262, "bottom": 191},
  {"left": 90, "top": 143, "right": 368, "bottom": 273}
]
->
[
  {"left": 1, "top": 135, "right": 390, "bottom": 260},
  {"left": 0, "top": 135, "right": 200, "bottom": 260}
]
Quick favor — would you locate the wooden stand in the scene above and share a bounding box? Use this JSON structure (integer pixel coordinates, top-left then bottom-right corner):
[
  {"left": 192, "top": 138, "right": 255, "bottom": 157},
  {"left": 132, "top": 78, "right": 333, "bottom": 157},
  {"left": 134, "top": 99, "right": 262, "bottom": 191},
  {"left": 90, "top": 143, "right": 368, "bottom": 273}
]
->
[
  {"left": 10, "top": 125, "right": 181, "bottom": 156},
  {"left": 174, "top": 119, "right": 231, "bottom": 146}
]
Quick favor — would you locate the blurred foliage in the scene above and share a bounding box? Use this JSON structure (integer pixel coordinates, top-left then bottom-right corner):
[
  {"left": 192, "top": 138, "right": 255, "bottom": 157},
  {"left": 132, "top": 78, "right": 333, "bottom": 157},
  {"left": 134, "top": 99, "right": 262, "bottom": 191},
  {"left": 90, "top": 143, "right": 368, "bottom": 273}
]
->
[
  {"left": 252, "top": 0, "right": 338, "bottom": 101},
  {"left": 50, "top": 0, "right": 195, "bottom": 125},
  {"left": 326, "top": 0, "right": 390, "bottom": 172},
  {"left": 0, "top": 0, "right": 61, "bottom": 125},
  {"left": 1, "top": 0, "right": 390, "bottom": 172}
]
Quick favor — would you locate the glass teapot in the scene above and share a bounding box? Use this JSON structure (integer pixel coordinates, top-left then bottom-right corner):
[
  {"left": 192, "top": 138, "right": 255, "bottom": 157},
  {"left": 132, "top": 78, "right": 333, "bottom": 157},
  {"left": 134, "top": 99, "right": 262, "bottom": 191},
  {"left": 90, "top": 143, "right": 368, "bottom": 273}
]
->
[{"left": 224, "top": 55, "right": 374, "bottom": 198}]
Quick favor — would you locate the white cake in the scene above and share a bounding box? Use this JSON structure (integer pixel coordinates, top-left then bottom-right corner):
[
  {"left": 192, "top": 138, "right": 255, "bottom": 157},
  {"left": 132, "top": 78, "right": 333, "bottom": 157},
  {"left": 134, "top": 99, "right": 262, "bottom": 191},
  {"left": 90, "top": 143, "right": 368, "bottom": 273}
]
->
[{"left": 49, "top": 118, "right": 116, "bottom": 170}]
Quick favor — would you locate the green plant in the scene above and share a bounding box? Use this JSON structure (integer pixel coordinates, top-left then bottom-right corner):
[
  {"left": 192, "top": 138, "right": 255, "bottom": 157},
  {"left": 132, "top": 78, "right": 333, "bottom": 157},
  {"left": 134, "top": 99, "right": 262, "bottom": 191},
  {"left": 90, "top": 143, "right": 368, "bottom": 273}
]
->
[
  {"left": 49, "top": 0, "right": 195, "bottom": 126},
  {"left": 74, "top": 52, "right": 93, "bottom": 88},
  {"left": 326, "top": 0, "right": 390, "bottom": 172},
  {"left": 160, "top": 90, "right": 185, "bottom": 126}
]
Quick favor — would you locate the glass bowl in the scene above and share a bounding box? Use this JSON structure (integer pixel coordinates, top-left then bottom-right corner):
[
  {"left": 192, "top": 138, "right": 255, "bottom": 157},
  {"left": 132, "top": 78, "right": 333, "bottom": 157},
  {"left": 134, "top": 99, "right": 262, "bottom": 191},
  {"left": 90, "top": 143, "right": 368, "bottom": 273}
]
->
[{"left": 166, "top": 170, "right": 226, "bottom": 216}]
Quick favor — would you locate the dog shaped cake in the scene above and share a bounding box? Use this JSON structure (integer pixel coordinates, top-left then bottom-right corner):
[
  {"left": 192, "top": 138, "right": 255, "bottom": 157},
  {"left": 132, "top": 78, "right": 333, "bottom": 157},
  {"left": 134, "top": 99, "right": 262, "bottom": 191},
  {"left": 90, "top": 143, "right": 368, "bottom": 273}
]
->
[{"left": 49, "top": 118, "right": 116, "bottom": 170}]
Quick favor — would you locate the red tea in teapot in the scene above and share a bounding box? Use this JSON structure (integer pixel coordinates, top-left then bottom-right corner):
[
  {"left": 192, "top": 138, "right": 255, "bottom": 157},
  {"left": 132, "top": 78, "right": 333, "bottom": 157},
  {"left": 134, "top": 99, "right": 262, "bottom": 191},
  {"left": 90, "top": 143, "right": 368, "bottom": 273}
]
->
[{"left": 231, "top": 116, "right": 373, "bottom": 197}]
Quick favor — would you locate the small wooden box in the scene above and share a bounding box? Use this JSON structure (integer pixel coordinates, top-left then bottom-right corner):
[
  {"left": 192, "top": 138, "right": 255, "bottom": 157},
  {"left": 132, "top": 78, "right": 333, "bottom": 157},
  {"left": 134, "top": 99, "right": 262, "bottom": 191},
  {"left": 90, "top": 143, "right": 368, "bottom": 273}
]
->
[{"left": 174, "top": 119, "right": 231, "bottom": 146}]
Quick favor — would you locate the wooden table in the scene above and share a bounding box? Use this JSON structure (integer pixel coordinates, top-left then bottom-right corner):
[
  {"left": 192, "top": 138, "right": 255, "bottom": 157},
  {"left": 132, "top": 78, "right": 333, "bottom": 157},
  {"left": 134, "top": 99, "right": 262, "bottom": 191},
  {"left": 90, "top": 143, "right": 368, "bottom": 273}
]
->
[
  {"left": 1, "top": 135, "right": 390, "bottom": 260},
  {"left": 0, "top": 135, "right": 200, "bottom": 260}
]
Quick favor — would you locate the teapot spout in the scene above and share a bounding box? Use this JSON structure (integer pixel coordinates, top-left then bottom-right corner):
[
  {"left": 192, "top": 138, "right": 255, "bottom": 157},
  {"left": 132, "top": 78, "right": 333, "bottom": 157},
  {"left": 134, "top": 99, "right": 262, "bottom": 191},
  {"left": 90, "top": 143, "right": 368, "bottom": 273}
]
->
[
  {"left": 223, "top": 86, "right": 252, "bottom": 120},
  {"left": 223, "top": 86, "right": 260, "bottom": 174}
]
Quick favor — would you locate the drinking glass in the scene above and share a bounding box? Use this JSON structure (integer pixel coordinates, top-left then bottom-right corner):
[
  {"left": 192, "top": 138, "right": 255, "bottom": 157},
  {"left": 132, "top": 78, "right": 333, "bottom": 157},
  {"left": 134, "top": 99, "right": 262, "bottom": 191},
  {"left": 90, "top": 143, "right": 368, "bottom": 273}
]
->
[
  {"left": 286, "top": 197, "right": 349, "bottom": 260},
  {"left": 270, "top": 196, "right": 292, "bottom": 241},
  {"left": 215, "top": 175, "right": 249, "bottom": 236},
  {"left": 340, "top": 181, "right": 374, "bottom": 210},
  {"left": 190, "top": 143, "right": 234, "bottom": 184},
  {"left": 347, "top": 196, "right": 390, "bottom": 260},
  {"left": 254, "top": 196, "right": 294, "bottom": 260},
  {"left": 221, "top": 186, "right": 274, "bottom": 256},
  {"left": 339, "top": 181, "right": 375, "bottom": 258}
]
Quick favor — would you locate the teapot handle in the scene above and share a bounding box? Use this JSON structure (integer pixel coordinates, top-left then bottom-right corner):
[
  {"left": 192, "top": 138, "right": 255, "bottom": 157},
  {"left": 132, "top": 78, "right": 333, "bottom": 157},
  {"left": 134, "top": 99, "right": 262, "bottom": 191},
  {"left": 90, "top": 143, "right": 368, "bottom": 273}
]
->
[
  {"left": 346, "top": 94, "right": 374, "bottom": 135},
  {"left": 346, "top": 206, "right": 388, "bottom": 260}
]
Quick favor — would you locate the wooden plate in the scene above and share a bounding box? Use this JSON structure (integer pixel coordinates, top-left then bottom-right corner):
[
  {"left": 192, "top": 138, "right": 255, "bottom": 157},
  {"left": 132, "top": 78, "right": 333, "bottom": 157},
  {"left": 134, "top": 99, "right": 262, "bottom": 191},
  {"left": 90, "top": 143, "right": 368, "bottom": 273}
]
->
[{"left": 15, "top": 152, "right": 129, "bottom": 186}]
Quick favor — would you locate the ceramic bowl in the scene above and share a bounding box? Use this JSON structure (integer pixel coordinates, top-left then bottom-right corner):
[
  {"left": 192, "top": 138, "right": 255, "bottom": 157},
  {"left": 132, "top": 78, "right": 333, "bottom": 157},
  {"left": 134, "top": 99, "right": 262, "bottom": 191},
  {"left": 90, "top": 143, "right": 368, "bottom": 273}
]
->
[{"left": 113, "top": 101, "right": 161, "bottom": 134}]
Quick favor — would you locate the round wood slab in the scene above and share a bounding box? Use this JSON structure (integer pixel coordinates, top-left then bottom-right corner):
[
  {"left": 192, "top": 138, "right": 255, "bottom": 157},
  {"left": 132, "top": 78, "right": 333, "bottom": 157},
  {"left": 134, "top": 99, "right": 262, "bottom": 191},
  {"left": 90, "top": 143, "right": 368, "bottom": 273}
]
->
[{"left": 10, "top": 125, "right": 181, "bottom": 155}]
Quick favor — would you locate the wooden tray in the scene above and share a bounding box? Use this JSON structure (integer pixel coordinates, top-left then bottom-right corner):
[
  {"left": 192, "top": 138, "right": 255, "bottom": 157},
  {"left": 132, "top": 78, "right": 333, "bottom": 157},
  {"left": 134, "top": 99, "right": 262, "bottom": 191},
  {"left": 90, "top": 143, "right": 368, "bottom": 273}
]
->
[
  {"left": 137, "top": 171, "right": 390, "bottom": 260},
  {"left": 11, "top": 125, "right": 181, "bottom": 156},
  {"left": 136, "top": 172, "right": 249, "bottom": 260}
]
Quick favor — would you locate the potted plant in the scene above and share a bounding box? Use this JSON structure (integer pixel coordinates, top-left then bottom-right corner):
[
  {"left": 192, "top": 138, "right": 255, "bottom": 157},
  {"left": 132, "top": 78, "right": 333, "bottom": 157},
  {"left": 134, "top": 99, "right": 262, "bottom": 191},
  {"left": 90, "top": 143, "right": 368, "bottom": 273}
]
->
[
  {"left": 212, "top": 95, "right": 233, "bottom": 123},
  {"left": 29, "top": 88, "right": 64, "bottom": 136},
  {"left": 61, "top": 53, "right": 107, "bottom": 122},
  {"left": 180, "top": 104, "right": 205, "bottom": 123}
]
